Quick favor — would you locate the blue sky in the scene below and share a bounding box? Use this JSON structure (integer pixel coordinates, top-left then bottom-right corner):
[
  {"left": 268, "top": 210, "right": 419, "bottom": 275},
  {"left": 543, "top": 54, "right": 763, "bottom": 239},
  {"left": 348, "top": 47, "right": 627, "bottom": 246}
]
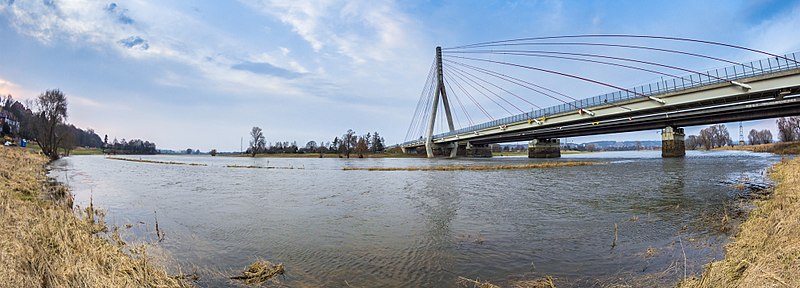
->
[{"left": 1, "top": 0, "right": 799, "bottom": 151}]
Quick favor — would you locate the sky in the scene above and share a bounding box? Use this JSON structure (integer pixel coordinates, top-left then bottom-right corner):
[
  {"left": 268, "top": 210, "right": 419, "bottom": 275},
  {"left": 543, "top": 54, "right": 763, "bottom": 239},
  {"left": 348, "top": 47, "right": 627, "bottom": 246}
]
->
[{"left": 1, "top": 0, "right": 800, "bottom": 151}]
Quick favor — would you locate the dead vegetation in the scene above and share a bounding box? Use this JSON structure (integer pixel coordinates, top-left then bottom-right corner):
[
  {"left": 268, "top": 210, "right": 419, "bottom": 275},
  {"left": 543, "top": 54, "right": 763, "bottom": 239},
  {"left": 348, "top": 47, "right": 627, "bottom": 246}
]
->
[
  {"left": 456, "top": 276, "right": 557, "bottom": 288},
  {"left": 0, "top": 147, "right": 190, "bottom": 287},
  {"left": 715, "top": 141, "right": 800, "bottom": 154},
  {"left": 343, "top": 161, "right": 604, "bottom": 171},
  {"left": 225, "top": 165, "right": 303, "bottom": 169},
  {"left": 457, "top": 276, "right": 501, "bottom": 288},
  {"left": 679, "top": 157, "right": 800, "bottom": 287},
  {"left": 107, "top": 156, "right": 208, "bottom": 166},
  {"left": 230, "top": 260, "right": 285, "bottom": 285}
]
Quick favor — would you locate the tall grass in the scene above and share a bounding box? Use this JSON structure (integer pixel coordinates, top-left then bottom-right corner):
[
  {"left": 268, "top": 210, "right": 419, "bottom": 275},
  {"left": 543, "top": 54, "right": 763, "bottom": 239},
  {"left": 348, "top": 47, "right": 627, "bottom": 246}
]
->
[{"left": 0, "top": 147, "right": 190, "bottom": 287}]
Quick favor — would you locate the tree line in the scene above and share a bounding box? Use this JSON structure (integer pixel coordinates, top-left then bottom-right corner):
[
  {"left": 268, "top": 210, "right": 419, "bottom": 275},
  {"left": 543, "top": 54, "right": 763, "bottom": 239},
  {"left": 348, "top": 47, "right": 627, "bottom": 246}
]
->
[
  {"left": 246, "top": 126, "right": 386, "bottom": 158},
  {"left": 2, "top": 91, "right": 157, "bottom": 159},
  {"left": 685, "top": 117, "right": 800, "bottom": 150}
]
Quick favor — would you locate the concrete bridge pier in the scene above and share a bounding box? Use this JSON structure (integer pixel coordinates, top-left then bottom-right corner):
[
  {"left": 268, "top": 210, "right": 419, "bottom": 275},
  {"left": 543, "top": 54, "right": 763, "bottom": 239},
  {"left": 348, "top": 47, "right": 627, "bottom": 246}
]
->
[
  {"left": 528, "top": 138, "right": 561, "bottom": 158},
  {"left": 661, "top": 126, "right": 686, "bottom": 158},
  {"left": 465, "top": 142, "right": 492, "bottom": 158}
]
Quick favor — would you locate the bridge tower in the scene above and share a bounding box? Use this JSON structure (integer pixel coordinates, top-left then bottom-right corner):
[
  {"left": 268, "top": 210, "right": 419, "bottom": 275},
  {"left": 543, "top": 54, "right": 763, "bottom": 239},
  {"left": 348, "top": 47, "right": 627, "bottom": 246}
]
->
[{"left": 425, "top": 46, "right": 456, "bottom": 158}]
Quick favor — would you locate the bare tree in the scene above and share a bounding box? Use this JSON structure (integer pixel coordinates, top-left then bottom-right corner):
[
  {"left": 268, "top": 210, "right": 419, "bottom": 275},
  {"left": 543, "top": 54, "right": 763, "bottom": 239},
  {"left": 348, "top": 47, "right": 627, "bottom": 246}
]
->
[
  {"left": 341, "top": 129, "right": 357, "bottom": 158},
  {"left": 59, "top": 124, "right": 75, "bottom": 156},
  {"left": 685, "top": 135, "right": 700, "bottom": 150},
  {"left": 32, "top": 89, "right": 68, "bottom": 160},
  {"left": 748, "top": 129, "right": 774, "bottom": 145},
  {"left": 355, "top": 135, "right": 369, "bottom": 158},
  {"left": 777, "top": 117, "right": 800, "bottom": 142},
  {"left": 249, "top": 126, "right": 266, "bottom": 157},
  {"left": 697, "top": 124, "right": 732, "bottom": 149}
]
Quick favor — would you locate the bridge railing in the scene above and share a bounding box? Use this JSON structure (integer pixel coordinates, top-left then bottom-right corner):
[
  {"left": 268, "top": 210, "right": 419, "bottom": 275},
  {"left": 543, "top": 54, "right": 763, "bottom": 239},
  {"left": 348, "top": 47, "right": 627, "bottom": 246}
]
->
[{"left": 401, "top": 51, "right": 799, "bottom": 147}]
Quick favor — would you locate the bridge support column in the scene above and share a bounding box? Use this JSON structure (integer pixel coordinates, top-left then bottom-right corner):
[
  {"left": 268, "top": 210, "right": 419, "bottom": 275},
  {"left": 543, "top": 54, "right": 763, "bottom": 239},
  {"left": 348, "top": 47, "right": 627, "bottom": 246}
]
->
[
  {"left": 466, "top": 143, "right": 492, "bottom": 158},
  {"left": 528, "top": 138, "right": 561, "bottom": 158},
  {"left": 662, "top": 126, "right": 686, "bottom": 158}
]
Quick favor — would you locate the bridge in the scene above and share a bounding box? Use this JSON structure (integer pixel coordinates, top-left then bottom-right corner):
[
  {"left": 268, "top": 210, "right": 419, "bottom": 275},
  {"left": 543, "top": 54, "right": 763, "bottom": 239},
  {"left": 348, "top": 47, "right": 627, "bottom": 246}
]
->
[{"left": 398, "top": 35, "right": 800, "bottom": 158}]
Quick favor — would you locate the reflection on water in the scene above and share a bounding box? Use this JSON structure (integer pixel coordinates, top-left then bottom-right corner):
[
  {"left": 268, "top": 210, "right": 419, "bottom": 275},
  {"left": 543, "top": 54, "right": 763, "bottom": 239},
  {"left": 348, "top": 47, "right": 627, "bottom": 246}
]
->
[{"left": 49, "top": 150, "right": 779, "bottom": 287}]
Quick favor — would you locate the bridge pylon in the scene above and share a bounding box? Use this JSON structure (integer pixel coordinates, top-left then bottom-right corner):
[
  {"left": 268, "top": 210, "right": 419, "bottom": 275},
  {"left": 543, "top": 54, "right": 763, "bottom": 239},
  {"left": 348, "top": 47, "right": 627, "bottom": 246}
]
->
[{"left": 425, "top": 46, "right": 456, "bottom": 158}]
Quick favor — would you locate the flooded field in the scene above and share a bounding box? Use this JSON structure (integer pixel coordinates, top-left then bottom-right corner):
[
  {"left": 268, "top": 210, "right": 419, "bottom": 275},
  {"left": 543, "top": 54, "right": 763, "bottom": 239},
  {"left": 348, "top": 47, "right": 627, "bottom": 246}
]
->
[{"left": 49, "top": 150, "right": 780, "bottom": 287}]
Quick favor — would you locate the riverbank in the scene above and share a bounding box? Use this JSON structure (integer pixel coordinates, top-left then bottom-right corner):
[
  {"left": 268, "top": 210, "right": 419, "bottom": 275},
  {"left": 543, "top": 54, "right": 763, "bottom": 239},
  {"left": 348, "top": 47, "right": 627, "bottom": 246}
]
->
[
  {"left": 0, "top": 147, "right": 188, "bottom": 287},
  {"left": 714, "top": 141, "right": 800, "bottom": 154},
  {"left": 679, "top": 156, "right": 800, "bottom": 287}
]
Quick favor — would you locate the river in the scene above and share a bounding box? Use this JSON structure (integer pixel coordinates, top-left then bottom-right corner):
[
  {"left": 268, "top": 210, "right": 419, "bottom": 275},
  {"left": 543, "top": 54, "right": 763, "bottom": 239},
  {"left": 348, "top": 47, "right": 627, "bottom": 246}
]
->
[{"left": 49, "top": 150, "right": 779, "bottom": 287}]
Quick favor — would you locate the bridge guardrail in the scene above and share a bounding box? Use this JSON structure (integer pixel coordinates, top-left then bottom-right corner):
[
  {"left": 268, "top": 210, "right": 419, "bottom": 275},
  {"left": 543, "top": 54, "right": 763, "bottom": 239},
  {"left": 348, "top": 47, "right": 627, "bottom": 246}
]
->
[{"left": 401, "top": 51, "right": 799, "bottom": 147}]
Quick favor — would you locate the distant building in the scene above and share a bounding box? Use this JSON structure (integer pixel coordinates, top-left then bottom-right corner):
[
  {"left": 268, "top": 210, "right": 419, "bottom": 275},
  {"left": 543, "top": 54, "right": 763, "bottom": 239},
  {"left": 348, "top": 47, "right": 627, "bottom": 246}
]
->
[{"left": 0, "top": 109, "right": 20, "bottom": 135}]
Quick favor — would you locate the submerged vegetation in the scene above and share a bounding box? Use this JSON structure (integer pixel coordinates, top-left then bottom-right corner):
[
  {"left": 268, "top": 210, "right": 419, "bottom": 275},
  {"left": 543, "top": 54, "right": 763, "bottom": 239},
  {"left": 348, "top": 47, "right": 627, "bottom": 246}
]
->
[
  {"left": 342, "top": 161, "right": 603, "bottom": 171},
  {"left": 0, "top": 147, "right": 188, "bottom": 287},
  {"left": 679, "top": 157, "right": 800, "bottom": 287},
  {"left": 106, "top": 157, "right": 207, "bottom": 166},
  {"left": 225, "top": 164, "right": 303, "bottom": 169}
]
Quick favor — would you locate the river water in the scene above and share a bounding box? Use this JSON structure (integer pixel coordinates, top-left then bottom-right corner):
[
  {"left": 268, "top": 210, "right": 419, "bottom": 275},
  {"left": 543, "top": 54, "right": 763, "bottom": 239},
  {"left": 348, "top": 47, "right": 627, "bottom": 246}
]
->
[{"left": 49, "top": 151, "right": 779, "bottom": 287}]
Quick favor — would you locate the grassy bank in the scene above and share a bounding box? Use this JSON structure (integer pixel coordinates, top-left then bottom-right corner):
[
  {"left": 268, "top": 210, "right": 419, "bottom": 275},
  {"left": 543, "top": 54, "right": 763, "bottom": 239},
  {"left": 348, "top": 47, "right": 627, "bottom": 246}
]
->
[
  {"left": 0, "top": 147, "right": 188, "bottom": 287},
  {"left": 679, "top": 156, "right": 800, "bottom": 287},
  {"left": 714, "top": 141, "right": 800, "bottom": 154}
]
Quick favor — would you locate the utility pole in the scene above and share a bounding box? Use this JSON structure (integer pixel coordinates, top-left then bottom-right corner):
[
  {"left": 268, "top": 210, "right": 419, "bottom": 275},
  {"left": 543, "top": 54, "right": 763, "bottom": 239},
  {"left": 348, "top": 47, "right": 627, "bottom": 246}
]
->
[
  {"left": 739, "top": 122, "right": 745, "bottom": 145},
  {"left": 240, "top": 136, "right": 243, "bottom": 154},
  {"left": 425, "top": 46, "right": 456, "bottom": 158}
]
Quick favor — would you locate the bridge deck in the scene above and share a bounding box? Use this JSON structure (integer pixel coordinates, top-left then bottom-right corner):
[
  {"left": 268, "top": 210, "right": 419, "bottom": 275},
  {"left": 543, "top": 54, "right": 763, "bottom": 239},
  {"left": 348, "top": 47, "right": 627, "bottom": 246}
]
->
[{"left": 402, "top": 51, "right": 800, "bottom": 148}]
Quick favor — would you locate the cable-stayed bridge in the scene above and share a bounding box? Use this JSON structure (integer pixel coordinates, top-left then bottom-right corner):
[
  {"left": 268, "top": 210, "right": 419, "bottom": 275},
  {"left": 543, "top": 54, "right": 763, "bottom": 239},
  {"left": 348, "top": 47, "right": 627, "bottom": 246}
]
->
[{"left": 397, "top": 35, "right": 800, "bottom": 158}]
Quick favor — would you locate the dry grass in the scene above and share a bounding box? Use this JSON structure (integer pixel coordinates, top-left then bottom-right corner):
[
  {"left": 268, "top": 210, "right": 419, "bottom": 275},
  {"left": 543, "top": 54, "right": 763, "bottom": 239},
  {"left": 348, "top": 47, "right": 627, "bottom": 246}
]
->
[
  {"left": 342, "top": 161, "right": 604, "bottom": 171},
  {"left": 0, "top": 147, "right": 190, "bottom": 287},
  {"left": 679, "top": 157, "right": 800, "bottom": 287},
  {"left": 107, "top": 156, "right": 208, "bottom": 166},
  {"left": 509, "top": 276, "right": 557, "bottom": 288},
  {"left": 230, "top": 260, "right": 284, "bottom": 285},
  {"left": 225, "top": 165, "right": 303, "bottom": 169},
  {"left": 456, "top": 276, "right": 501, "bottom": 288},
  {"left": 456, "top": 276, "right": 557, "bottom": 288},
  {"left": 715, "top": 141, "right": 800, "bottom": 154}
]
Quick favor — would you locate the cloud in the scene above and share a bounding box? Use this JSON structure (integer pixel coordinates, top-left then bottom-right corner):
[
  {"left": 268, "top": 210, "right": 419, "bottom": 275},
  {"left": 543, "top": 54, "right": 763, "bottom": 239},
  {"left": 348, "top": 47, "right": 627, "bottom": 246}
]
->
[
  {"left": 231, "top": 61, "right": 303, "bottom": 78},
  {"left": 0, "top": 77, "right": 33, "bottom": 100},
  {"left": 71, "top": 96, "right": 103, "bottom": 108},
  {"left": 745, "top": 2, "right": 800, "bottom": 55},
  {"left": 118, "top": 36, "right": 149, "bottom": 50},
  {"left": 0, "top": 0, "right": 316, "bottom": 99},
  {"left": 105, "top": 2, "right": 134, "bottom": 25},
  {"left": 241, "top": 0, "right": 421, "bottom": 64}
]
